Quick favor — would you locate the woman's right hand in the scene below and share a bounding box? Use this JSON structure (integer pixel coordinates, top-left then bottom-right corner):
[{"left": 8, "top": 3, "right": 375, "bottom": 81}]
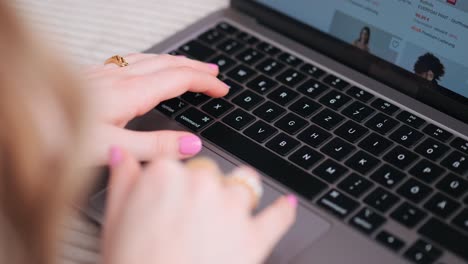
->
[{"left": 102, "top": 147, "right": 297, "bottom": 264}]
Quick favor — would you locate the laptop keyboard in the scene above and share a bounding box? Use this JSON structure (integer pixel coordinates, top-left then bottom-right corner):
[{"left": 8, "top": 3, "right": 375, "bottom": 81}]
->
[{"left": 156, "top": 22, "right": 468, "bottom": 263}]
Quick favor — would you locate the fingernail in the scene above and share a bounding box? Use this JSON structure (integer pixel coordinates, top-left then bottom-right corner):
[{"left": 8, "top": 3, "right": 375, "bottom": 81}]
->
[
  {"left": 286, "top": 195, "right": 298, "bottom": 208},
  {"left": 179, "top": 135, "right": 202, "bottom": 155},
  {"left": 109, "top": 146, "right": 123, "bottom": 167},
  {"left": 208, "top": 63, "right": 219, "bottom": 70}
]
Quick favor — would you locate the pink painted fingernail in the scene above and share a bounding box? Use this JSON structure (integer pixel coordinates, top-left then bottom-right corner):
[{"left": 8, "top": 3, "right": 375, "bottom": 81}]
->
[
  {"left": 109, "top": 146, "right": 123, "bottom": 167},
  {"left": 179, "top": 135, "right": 202, "bottom": 155},
  {"left": 286, "top": 195, "right": 298, "bottom": 208},
  {"left": 208, "top": 63, "right": 219, "bottom": 70}
]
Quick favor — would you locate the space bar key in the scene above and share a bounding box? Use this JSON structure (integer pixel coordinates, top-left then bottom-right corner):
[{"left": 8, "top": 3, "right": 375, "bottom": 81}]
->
[{"left": 201, "top": 122, "right": 327, "bottom": 200}]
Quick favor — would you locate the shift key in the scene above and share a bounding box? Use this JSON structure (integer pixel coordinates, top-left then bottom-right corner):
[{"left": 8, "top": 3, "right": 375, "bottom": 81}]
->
[{"left": 176, "top": 107, "right": 213, "bottom": 132}]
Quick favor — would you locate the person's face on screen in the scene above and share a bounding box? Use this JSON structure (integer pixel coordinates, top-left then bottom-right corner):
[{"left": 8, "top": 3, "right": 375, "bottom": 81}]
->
[
  {"left": 419, "top": 70, "right": 435, "bottom": 81},
  {"left": 360, "top": 29, "right": 369, "bottom": 42}
]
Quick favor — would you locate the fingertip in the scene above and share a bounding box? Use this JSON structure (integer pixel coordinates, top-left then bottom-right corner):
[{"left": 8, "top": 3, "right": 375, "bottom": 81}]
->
[
  {"left": 109, "top": 145, "right": 124, "bottom": 168},
  {"left": 179, "top": 134, "right": 202, "bottom": 156}
]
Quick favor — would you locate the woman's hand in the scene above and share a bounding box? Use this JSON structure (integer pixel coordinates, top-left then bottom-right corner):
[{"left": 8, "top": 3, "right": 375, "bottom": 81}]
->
[
  {"left": 103, "top": 147, "right": 297, "bottom": 264},
  {"left": 83, "top": 54, "right": 228, "bottom": 165}
]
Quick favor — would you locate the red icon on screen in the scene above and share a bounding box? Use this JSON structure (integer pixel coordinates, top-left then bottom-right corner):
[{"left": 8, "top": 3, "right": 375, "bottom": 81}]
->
[{"left": 447, "top": 0, "right": 457, "bottom": 5}]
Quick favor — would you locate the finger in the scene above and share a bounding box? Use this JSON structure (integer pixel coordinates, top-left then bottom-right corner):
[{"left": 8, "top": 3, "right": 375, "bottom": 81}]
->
[
  {"left": 125, "top": 54, "right": 219, "bottom": 76},
  {"left": 106, "top": 146, "right": 141, "bottom": 225},
  {"left": 97, "top": 125, "right": 203, "bottom": 163},
  {"left": 223, "top": 166, "right": 261, "bottom": 211},
  {"left": 185, "top": 157, "right": 222, "bottom": 175},
  {"left": 101, "top": 53, "right": 158, "bottom": 70},
  {"left": 125, "top": 67, "right": 229, "bottom": 116},
  {"left": 251, "top": 195, "right": 298, "bottom": 261}
]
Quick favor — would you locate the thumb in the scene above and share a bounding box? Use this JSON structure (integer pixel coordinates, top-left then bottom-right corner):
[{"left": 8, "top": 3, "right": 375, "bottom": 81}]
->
[
  {"left": 251, "top": 195, "right": 298, "bottom": 262},
  {"left": 121, "top": 129, "right": 203, "bottom": 161},
  {"left": 93, "top": 125, "right": 203, "bottom": 164}
]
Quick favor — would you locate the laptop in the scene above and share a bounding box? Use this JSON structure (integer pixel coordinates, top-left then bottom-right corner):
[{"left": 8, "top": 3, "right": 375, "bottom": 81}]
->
[{"left": 85, "top": 1, "right": 468, "bottom": 263}]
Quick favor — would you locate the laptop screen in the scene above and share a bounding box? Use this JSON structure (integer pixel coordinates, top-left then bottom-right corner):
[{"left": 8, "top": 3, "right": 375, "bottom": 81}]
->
[{"left": 257, "top": 0, "right": 468, "bottom": 100}]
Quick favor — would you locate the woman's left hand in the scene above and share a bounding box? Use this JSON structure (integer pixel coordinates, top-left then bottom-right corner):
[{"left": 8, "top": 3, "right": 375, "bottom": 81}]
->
[{"left": 83, "top": 53, "right": 228, "bottom": 165}]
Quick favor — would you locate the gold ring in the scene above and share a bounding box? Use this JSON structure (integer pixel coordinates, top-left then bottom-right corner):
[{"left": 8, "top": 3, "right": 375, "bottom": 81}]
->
[
  {"left": 224, "top": 172, "right": 263, "bottom": 209},
  {"left": 104, "top": 55, "right": 129, "bottom": 67}
]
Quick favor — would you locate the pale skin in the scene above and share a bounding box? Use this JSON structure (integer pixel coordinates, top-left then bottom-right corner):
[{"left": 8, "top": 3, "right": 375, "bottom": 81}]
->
[{"left": 80, "top": 54, "right": 297, "bottom": 263}]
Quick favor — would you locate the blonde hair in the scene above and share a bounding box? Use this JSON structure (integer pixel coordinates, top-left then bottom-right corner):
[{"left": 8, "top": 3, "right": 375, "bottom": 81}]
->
[{"left": 0, "top": 3, "right": 92, "bottom": 264}]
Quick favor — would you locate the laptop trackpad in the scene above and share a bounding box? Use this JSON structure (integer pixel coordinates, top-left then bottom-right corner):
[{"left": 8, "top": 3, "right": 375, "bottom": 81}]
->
[{"left": 258, "top": 183, "right": 331, "bottom": 264}]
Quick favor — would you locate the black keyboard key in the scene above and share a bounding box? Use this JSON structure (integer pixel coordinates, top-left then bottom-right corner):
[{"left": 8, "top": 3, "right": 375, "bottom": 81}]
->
[
  {"left": 334, "top": 120, "right": 369, "bottom": 143},
  {"left": 223, "top": 79, "right": 243, "bottom": 99},
  {"left": 235, "top": 31, "right": 259, "bottom": 45},
  {"left": 371, "top": 98, "right": 400, "bottom": 116},
  {"left": 198, "top": 29, "right": 226, "bottom": 45},
  {"left": 323, "top": 75, "right": 349, "bottom": 90},
  {"left": 423, "top": 192, "right": 460, "bottom": 219},
  {"left": 246, "top": 75, "right": 278, "bottom": 94},
  {"left": 418, "top": 218, "right": 468, "bottom": 262},
  {"left": 313, "top": 159, "right": 348, "bottom": 183},
  {"left": 423, "top": 124, "right": 453, "bottom": 143},
  {"left": 436, "top": 173, "right": 468, "bottom": 198},
  {"left": 266, "top": 133, "right": 300, "bottom": 156},
  {"left": 389, "top": 125, "right": 424, "bottom": 148},
  {"left": 201, "top": 98, "right": 233, "bottom": 118},
  {"left": 243, "top": 120, "right": 277, "bottom": 143},
  {"left": 156, "top": 98, "right": 187, "bottom": 116},
  {"left": 222, "top": 108, "right": 254, "bottom": 130},
  {"left": 181, "top": 92, "right": 210, "bottom": 106},
  {"left": 441, "top": 151, "right": 468, "bottom": 175},
  {"left": 268, "top": 86, "right": 299, "bottom": 106},
  {"left": 299, "top": 63, "right": 325, "bottom": 78},
  {"left": 311, "top": 108, "right": 345, "bottom": 130},
  {"left": 346, "top": 86, "right": 374, "bottom": 102},
  {"left": 216, "top": 22, "right": 238, "bottom": 34},
  {"left": 451, "top": 137, "right": 468, "bottom": 155},
  {"left": 383, "top": 146, "right": 419, "bottom": 169},
  {"left": 412, "top": 239, "right": 443, "bottom": 260},
  {"left": 396, "top": 178, "right": 432, "bottom": 203},
  {"left": 317, "top": 189, "right": 359, "bottom": 218},
  {"left": 404, "top": 245, "right": 437, "bottom": 264},
  {"left": 216, "top": 38, "right": 245, "bottom": 54},
  {"left": 350, "top": 207, "right": 385, "bottom": 234},
  {"left": 178, "top": 40, "right": 216, "bottom": 60},
  {"left": 232, "top": 90, "right": 264, "bottom": 110},
  {"left": 452, "top": 208, "right": 468, "bottom": 233},
  {"left": 365, "top": 113, "right": 399, "bottom": 135},
  {"left": 227, "top": 65, "right": 256, "bottom": 83},
  {"left": 370, "top": 164, "right": 406, "bottom": 189},
  {"left": 376, "top": 231, "right": 405, "bottom": 252},
  {"left": 410, "top": 159, "right": 445, "bottom": 184},
  {"left": 358, "top": 133, "right": 393, "bottom": 156},
  {"left": 277, "top": 52, "right": 303, "bottom": 67},
  {"left": 298, "top": 125, "right": 332, "bottom": 148},
  {"left": 276, "top": 69, "right": 306, "bottom": 87},
  {"left": 319, "top": 90, "right": 351, "bottom": 110},
  {"left": 345, "top": 150, "right": 380, "bottom": 175},
  {"left": 288, "top": 146, "right": 323, "bottom": 170},
  {"left": 175, "top": 107, "right": 213, "bottom": 132},
  {"left": 341, "top": 101, "right": 375, "bottom": 122},
  {"left": 415, "top": 138, "right": 450, "bottom": 161},
  {"left": 274, "top": 113, "right": 307, "bottom": 135},
  {"left": 256, "top": 58, "right": 285, "bottom": 75},
  {"left": 289, "top": 97, "right": 321, "bottom": 118},
  {"left": 256, "top": 42, "right": 280, "bottom": 55},
  {"left": 364, "top": 187, "right": 400, "bottom": 213},
  {"left": 297, "top": 79, "right": 329, "bottom": 99},
  {"left": 320, "top": 137, "right": 355, "bottom": 161},
  {"left": 253, "top": 101, "right": 285, "bottom": 122},
  {"left": 391, "top": 202, "right": 427, "bottom": 228},
  {"left": 396, "top": 111, "right": 426, "bottom": 129},
  {"left": 338, "top": 173, "right": 373, "bottom": 198},
  {"left": 202, "top": 122, "right": 327, "bottom": 199},
  {"left": 209, "top": 54, "right": 236, "bottom": 72},
  {"left": 236, "top": 48, "right": 265, "bottom": 65}
]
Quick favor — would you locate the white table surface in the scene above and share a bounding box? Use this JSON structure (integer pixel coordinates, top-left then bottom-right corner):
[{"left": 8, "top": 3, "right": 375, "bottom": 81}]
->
[{"left": 13, "top": 1, "right": 228, "bottom": 263}]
